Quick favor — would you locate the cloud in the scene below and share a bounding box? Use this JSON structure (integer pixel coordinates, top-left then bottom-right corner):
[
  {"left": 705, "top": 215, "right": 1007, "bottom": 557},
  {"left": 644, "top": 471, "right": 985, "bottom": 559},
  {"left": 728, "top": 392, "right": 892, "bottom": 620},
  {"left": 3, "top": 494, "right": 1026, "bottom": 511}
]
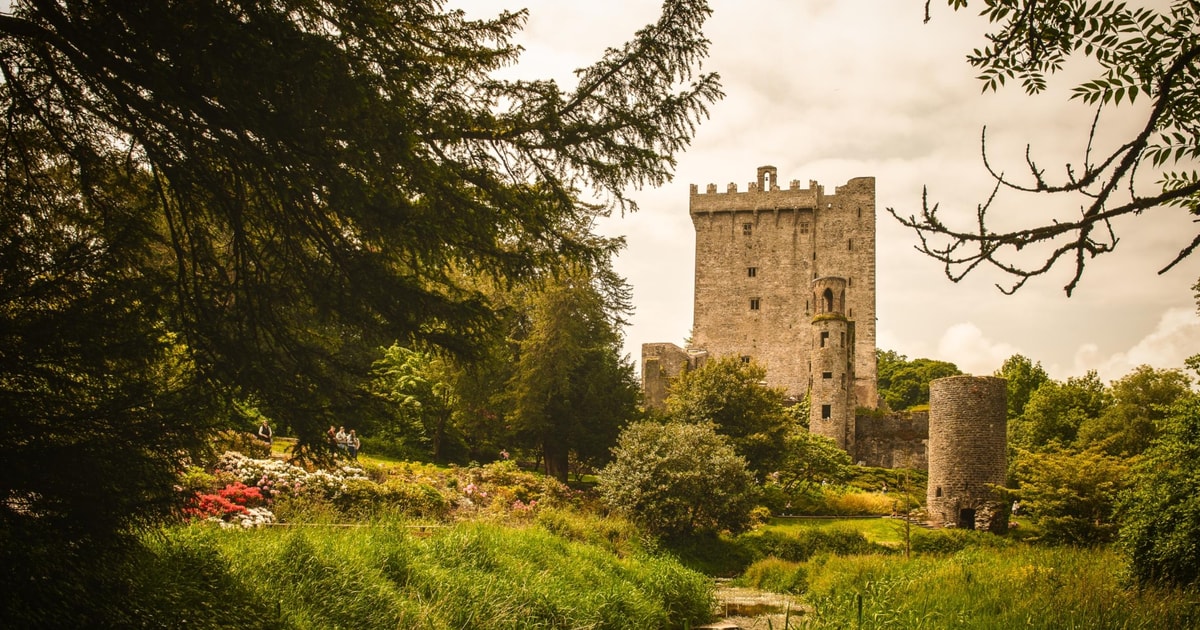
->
[
  {"left": 1069, "top": 308, "right": 1200, "bottom": 382},
  {"left": 935, "top": 323, "right": 1022, "bottom": 377}
]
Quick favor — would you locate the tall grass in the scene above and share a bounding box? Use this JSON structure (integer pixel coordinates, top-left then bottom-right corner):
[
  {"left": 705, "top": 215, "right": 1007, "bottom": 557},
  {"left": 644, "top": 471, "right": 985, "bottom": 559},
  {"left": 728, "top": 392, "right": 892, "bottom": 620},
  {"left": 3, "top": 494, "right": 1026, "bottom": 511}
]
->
[
  {"left": 127, "top": 519, "right": 713, "bottom": 629},
  {"left": 798, "top": 546, "right": 1200, "bottom": 629}
]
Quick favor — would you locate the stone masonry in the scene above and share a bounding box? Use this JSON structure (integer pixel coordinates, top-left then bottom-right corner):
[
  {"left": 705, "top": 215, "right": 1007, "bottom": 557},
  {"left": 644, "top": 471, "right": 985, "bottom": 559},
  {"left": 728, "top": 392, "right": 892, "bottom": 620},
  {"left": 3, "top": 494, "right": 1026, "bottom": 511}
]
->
[
  {"left": 926, "top": 375, "right": 1008, "bottom": 533},
  {"left": 642, "top": 167, "right": 877, "bottom": 416}
]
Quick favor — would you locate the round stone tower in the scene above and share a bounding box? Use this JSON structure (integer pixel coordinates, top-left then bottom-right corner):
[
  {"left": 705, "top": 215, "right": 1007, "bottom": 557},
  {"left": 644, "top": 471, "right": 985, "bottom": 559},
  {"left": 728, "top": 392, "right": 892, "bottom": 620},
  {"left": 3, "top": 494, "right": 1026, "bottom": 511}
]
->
[
  {"left": 926, "top": 375, "right": 1008, "bottom": 533},
  {"left": 808, "top": 277, "right": 855, "bottom": 452}
]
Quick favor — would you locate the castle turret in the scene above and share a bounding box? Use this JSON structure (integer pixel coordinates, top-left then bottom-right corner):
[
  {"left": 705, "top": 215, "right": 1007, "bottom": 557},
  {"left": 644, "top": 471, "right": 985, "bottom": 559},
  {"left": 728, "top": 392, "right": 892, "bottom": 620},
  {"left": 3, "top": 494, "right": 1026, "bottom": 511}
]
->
[
  {"left": 926, "top": 375, "right": 1008, "bottom": 533},
  {"left": 809, "top": 277, "right": 855, "bottom": 451}
]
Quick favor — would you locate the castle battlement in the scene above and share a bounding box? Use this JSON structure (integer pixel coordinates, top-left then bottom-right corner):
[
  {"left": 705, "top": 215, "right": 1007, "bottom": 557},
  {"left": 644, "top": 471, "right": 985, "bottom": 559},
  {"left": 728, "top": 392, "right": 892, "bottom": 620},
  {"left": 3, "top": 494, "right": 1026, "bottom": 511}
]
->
[{"left": 643, "top": 165, "right": 877, "bottom": 418}]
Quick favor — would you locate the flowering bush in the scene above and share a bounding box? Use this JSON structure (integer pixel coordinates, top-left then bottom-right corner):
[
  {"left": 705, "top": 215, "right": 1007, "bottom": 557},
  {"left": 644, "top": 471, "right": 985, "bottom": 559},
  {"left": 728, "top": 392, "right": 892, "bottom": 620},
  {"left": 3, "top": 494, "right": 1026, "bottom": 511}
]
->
[
  {"left": 215, "top": 451, "right": 368, "bottom": 501},
  {"left": 185, "top": 482, "right": 275, "bottom": 528}
]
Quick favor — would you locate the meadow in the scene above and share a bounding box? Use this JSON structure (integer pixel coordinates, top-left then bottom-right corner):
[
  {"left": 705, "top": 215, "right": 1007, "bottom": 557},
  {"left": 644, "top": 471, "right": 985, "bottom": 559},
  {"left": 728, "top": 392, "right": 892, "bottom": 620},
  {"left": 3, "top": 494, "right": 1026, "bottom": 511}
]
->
[{"left": 135, "top": 445, "right": 1200, "bottom": 629}]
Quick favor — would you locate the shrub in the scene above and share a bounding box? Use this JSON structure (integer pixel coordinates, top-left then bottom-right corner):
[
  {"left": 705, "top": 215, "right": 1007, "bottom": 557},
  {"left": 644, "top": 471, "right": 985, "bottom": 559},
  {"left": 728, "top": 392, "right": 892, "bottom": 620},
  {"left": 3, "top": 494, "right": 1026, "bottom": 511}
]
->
[
  {"left": 1120, "top": 395, "right": 1200, "bottom": 587},
  {"left": 599, "top": 421, "right": 757, "bottom": 537},
  {"left": 736, "top": 557, "right": 808, "bottom": 593},
  {"left": 211, "top": 430, "right": 271, "bottom": 460},
  {"left": 736, "top": 527, "right": 889, "bottom": 562},
  {"left": 909, "top": 528, "right": 1013, "bottom": 554},
  {"left": 1014, "top": 448, "right": 1128, "bottom": 545},
  {"left": 535, "top": 507, "right": 646, "bottom": 557}
]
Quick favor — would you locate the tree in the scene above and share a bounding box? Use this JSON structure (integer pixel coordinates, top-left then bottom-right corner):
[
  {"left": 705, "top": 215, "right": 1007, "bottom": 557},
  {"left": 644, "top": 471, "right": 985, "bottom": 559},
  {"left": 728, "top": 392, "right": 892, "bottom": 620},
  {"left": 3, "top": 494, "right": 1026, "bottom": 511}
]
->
[
  {"left": 598, "top": 421, "right": 756, "bottom": 537},
  {"left": 876, "top": 350, "right": 962, "bottom": 411},
  {"left": 1013, "top": 447, "right": 1130, "bottom": 545},
  {"left": 995, "top": 354, "right": 1050, "bottom": 419},
  {"left": 663, "top": 356, "right": 791, "bottom": 477},
  {"left": 1076, "top": 365, "right": 1192, "bottom": 457},
  {"left": 1009, "top": 371, "right": 1109, "bottom": 452},
  {"left": 0, "top": 134, "right": 222, "bottom": 622},
  {"left": 368, "top": 344, "right": 465, "bottom": 463},
  {"left": 509, "top": 263, "right": 641, "bottom": 483},
  {"left": 896, "top": 1, "right": 1200, "bottom": 295},
  {"left": 0, "top": 0, "right": 719, "bottom": 620},
  {"left": 775, "top": 429, "right": 853, "bottom": 493},
  {"left": 0, "top": 0, "right": 718, "bottom": 441},
  {"left": 1119, "top": 393, "right": 1200, "bottom": 587}
]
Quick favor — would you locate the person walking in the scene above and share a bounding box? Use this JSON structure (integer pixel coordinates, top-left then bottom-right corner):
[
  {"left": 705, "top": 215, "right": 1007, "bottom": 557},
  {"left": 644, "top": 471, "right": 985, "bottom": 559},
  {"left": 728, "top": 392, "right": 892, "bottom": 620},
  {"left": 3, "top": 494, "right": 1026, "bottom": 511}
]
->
[{"left": 348, "top": 430, "right": 360, "bottom": 461}]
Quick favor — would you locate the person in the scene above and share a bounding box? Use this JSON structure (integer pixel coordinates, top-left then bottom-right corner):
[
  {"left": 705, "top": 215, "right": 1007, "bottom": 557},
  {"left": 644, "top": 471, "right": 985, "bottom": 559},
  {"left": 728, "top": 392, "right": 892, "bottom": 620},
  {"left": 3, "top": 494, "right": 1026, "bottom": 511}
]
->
[
  {"left": 335, "top": 426, "right": 349, "bottom": 454},
  {"left": 257, "top": 419, "right": 272, "bottom": 445},
  {"left": 326, "top": 425, "right": 337, "bottom": 447},
  {"left": 348, "top": 430, "right": 360, "bottom": 461}
]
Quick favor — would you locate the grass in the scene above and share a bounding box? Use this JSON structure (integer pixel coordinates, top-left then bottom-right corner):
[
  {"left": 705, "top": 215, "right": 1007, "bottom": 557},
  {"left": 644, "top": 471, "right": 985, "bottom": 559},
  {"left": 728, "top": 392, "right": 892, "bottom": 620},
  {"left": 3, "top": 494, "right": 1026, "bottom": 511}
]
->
[
  {"left": 797, "top": 546, "right": 1200, "bottom": 629},
  {"left": 125, "top": 518, "right": 715, "bottom": 629},
  {"left": 764, "top": 516, "right": 908, "bottom": 547}
]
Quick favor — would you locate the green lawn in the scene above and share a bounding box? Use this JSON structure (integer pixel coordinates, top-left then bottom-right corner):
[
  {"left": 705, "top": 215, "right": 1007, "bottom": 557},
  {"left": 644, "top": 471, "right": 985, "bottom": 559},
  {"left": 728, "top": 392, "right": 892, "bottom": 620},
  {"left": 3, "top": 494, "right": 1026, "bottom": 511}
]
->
[{"left": 763, "top": 516, "right": 910, "bottom": 547}]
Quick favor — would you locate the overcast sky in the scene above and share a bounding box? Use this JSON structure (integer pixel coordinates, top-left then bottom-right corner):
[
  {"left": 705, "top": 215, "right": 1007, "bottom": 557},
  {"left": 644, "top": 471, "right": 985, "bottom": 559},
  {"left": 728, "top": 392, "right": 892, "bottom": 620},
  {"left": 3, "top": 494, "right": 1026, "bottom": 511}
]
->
[{"left": 451, "top": 0, "right": 1199, "bottom": 384}]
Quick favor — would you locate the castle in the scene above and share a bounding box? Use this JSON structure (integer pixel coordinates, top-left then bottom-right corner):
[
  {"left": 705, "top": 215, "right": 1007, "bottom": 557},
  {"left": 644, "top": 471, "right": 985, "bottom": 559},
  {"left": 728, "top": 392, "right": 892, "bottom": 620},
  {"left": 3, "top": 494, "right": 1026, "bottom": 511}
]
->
[
  {"left": 642, "top": 167, "right": 877, "bottom": 451},
  {"left": 639, "top": 166, "right": 1010, "bottom": 530}
]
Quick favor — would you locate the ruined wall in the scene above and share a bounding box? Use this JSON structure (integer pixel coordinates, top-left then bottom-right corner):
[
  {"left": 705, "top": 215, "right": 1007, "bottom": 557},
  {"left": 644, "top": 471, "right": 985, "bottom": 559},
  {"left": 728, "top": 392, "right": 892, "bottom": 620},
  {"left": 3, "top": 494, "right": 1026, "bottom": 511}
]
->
[
  {"left": 926, "top": 375, "right": 1008, "bottom": 533},
  {"left": 640, "top": 343, "right": 708, "bottom": 410},
  {"left": 854, "top": 411, "right": 929, "bottom": 469},
  {"left": 687, "top": 168, "right": 876, "bottom": 406}
]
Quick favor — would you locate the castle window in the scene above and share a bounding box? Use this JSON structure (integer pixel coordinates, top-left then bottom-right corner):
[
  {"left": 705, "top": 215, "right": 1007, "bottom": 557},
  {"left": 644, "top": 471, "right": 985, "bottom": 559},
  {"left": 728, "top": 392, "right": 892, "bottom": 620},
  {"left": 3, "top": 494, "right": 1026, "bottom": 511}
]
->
[
  {"left": 936, "top": 487, "right": 943, "bottom": 498},
  {"left": 821, "top": 404, "right": 831, "bottom": 419},
  {"left": 820, "top": 331, "right": 829, "bottom": 347},
  {"left": 823, "top": 288, "right": 834, "bottom": 312},
  {"left": 822, "top": 371, "right": 832, "bottom": 379},
  {"left": 740, "top": 355, "right": 751, "bottom": 364},
  {"left": 858, "top": 207, "right": 862, "bottom": 219},
  {"left": 799, "top": 221, "right": 810, "bottom": 235},
  {"left": 848, "top": 238, "right": 853, "bottom": 251},
  {"left": 749, "top": 298, "right": 760, "bottom": 310},
  {"left": 742, "top": 222, "right": 753, "bottom": 236},
  {"left": 848, "top": 277, "right": 852, "bottom": 287},
  {"left": 747, "top": 267, "right": 757, "bottom": 278},
  {"left": 840, "top": 331, "right": 846, "bottom": 346}
]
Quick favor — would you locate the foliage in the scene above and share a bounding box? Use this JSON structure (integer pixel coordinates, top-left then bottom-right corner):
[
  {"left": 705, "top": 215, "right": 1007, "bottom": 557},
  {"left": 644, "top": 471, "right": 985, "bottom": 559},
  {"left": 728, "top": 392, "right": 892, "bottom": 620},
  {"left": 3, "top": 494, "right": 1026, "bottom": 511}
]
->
[
  {"left": 663, "top": 356, "right": 792, "bottom": 476},
  {"left": 1012, "top": 447, "right": 1130, "bottom": 545},
  {"left": 368, "top": 344, "right": 465, "bottom": 463},
  {"left": 1120, "top": 393, "right": 1200, "bottom": 587},
  {"left": 509, "top": 264, "right": 642, "bottom": 482},
  {"left": 1076, "top": 364, "right": 1193, "bottom": 457},
  {"left": 110, "top": 522, "right": 715, "bottom": 629},
  {"left": 761, "top": 431, "right": 854, "bottom": 514},
  {"left": 908, "top": 527, "right": 1014, "bottom": 555},
  {"left": 898, "top": 1, "right": 1200, "bottom": 295},
  {"left": 599, "top": 421, "right": 757, "bottom": 537},
  {"left": 1009, "top": 371, "right": 1109, "bottom": 452},
  {"left": 875, "top": 349, "right": 962, "bottom": 411},
  {"left": 846, "top": 466, "right": 929, "bottom": 498},
  {"left": 735, "top": 557, "right": 809, "bottom": 594},
  {"left": 535, "top": 507, "right": 648, "bottom": 558},
  {"left": 995, "top": 354, "right": 1051, "bottom": 419},
  {"left": 736, "top": 527, "right": 890, "bottom": 563},
  {"left": 776, "top": 430, "right": 854, "bottom": 491},
  {"left": 787, "top": 488, "right": 900, "bottom": 517},
  {"left": 0, "top": 0, "right": 720, "bottom": 601},
  {"left": 210, "top": 429, "right": 272, "bottom": 461},
  {"left": 801, "top": 545, "right": 1199, "bottom": 628}
]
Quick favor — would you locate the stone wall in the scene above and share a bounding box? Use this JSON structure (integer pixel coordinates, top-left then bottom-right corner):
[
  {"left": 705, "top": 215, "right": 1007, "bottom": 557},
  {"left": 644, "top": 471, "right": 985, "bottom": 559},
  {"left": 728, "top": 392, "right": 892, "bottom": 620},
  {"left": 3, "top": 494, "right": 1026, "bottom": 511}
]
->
[
  {"left": 854, "top": 411, "right": 928, "bottom": 469},
  {"left": 640, "top": 342, "right": 708, "bottom": 410},
  {"left": 687, "top": 168, "right": 876, "bottom": 407},
  {"left": 926, "top": 375, "right": 1008, "bottom": 533}
]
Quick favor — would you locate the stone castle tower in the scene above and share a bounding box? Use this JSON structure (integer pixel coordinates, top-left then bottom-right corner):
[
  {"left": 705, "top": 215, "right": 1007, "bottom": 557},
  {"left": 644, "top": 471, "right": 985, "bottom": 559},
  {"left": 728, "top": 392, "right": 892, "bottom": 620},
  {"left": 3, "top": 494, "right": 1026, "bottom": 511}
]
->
[
  {"left": 642, "top": 167, "right": 878, "bottom": 429},
  {"left": 926, "top": 375, "right": 1009, "bottom": 532}
]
